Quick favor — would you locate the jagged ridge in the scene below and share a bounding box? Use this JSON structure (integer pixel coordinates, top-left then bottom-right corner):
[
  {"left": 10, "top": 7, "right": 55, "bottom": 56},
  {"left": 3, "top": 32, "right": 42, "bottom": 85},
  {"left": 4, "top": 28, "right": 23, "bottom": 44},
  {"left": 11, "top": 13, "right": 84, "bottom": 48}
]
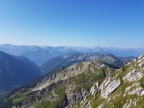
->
[{"left": 0, "top": 55, "right": 144, "bottom": 108}]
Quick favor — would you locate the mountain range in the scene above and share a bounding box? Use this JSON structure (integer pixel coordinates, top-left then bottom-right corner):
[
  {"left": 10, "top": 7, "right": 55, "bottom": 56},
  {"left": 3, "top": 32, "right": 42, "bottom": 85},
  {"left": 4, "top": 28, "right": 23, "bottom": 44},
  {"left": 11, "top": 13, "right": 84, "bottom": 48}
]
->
[
  {"left": 40, "top": 53, "right": 135, "bottom": 74},
  {"left": 0, "top": 44, "right": 143, "bottom": 64},
  {"left": 0, "top": 49, "right": 134, "bottom": 100},
  {"left": 0, "top": 44, "right": 144, "bottom": 108},
  {"left": 0, "top": 53, "right": 143, "bottom": 108}
]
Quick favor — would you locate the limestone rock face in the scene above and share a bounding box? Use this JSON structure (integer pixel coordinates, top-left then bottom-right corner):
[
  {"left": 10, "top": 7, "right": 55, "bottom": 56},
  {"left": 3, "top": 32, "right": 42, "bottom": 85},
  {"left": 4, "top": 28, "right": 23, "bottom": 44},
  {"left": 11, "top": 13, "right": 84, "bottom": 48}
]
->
[
  {"left": 101, "top": 78, "right": 121, "bottom": 99},
  {"left": 90, "top": 82, "right": 100, "bottom": 95},
  {"left": 123, "top": 55, "right": 144, "bottom": 82},
  {"left": 90, "top": 77, "right": 121, "bottom": 99},
  {"left": 66, "top": 88, "right": 89, "bottom": 105},
  {"left": 123, "top": 70, "right": 144, "bottom": 82}
]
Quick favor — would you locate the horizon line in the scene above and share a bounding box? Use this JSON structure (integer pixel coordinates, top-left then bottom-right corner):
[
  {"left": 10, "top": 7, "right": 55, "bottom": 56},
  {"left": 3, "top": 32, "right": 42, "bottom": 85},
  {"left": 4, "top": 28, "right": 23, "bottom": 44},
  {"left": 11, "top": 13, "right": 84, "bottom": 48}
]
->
[{"left": 0, "top": 43, "right": 144, "bottom": 49}]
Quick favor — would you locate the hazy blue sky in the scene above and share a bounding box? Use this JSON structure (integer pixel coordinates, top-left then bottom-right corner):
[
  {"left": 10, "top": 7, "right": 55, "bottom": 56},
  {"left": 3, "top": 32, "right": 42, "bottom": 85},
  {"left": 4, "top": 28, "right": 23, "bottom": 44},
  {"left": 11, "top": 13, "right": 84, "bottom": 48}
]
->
[{"left": 0, "top": 0, "right": 144, "bottom": 48}]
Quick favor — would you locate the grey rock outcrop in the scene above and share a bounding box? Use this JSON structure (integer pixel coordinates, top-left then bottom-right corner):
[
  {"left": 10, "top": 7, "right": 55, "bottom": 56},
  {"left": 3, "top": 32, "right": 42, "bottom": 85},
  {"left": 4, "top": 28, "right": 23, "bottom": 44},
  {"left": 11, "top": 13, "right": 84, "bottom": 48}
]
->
[
  {"left": 90, "top": 77, "right": 121, "bottom": 99},
  {"left": 101, "top": 79, "right": 121, "bottom": 99},
  {"left": 90, "top": 82, "right": 100, "bottom": 95},
  {"left": 67, "top": 88, "right": 89, "bottom": 104}
]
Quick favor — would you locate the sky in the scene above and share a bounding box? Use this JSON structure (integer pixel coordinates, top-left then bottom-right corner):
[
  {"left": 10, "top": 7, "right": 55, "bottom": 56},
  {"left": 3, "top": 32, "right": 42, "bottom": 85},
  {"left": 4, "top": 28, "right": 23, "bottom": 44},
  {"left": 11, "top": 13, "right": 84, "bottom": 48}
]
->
[{"left": 0, "top": 0, "right": 144, "bottom": 48}]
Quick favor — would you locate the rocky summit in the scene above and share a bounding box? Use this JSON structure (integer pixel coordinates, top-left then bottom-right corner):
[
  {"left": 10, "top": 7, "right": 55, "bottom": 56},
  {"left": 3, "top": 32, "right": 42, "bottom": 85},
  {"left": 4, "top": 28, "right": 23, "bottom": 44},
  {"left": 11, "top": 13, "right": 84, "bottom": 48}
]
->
[{"left": 0, "top": 55, "right": 144, "bottom": 108}]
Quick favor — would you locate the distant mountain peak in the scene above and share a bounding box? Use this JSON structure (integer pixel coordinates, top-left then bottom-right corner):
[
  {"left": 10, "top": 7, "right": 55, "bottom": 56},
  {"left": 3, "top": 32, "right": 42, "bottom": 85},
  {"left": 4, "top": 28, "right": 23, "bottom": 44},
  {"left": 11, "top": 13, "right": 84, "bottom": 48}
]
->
[{"left": 0, "top": 44, "right": 143, "bottom": 64}]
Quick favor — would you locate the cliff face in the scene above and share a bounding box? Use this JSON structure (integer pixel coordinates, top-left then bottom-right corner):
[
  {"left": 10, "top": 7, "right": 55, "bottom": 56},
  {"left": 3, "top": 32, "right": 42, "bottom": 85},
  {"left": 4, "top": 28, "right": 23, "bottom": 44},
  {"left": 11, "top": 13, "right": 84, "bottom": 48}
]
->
[{"left": 1, "top": 55, "right": 144, "bottom": 108}]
